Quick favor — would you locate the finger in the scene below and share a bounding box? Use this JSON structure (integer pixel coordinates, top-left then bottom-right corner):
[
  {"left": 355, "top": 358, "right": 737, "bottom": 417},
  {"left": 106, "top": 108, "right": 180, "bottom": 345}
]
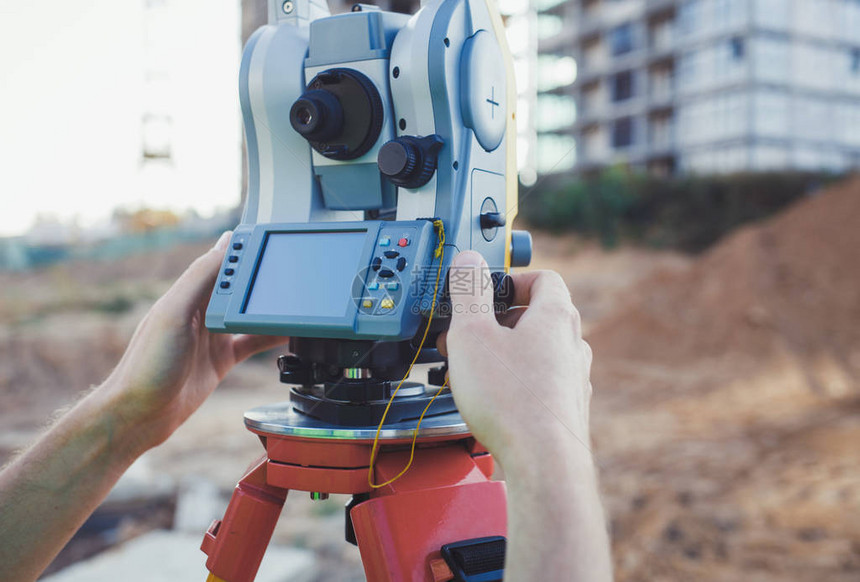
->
[
  {"left": 233, "top": 334, "right": 290, "bottom": 364},
  {"left": 509, "top": 271, "right": 580, "bottom": 332},
  {"left": 436, "top": 331, "right": 448, "bottom": 357},
  {"left": 582, "top": 339, "right": 593, "bottom": 369},
  {"left": 448, "top": 251, "right": 496, "bottom": 328},
  {"left": 496, "top": 306, "right": 527, "bottom": 329},
  {"left": 509, "top": 270, "right": 572, "bottom": 309},
  {"left": 163, "top": 231, "right": 231, "bottom": 320}
]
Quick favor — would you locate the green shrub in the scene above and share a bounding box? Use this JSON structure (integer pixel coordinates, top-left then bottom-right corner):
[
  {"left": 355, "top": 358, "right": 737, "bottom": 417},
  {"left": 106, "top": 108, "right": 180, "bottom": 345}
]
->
[{"left": 518, "top": 169, "right": 842, "bottom": 252}]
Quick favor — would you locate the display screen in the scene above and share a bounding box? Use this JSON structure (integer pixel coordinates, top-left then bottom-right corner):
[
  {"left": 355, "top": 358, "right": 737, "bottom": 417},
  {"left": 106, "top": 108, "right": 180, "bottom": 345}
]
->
[{"left": 243, "top": 231, "right": 366, "bottom": 318}]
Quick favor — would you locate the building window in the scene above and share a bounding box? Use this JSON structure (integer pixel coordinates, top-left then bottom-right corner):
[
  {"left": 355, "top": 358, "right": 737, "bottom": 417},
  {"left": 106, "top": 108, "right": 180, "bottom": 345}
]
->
[
  {"left": 535, "top": 94, "right": 576, "bottom": 132},
  {"left": 730, "top": 37, "right": 744, "bottom": 60},
  {"left": 612, "top": 116, "right": 635, "bottom": 148},
  {"left": 609, "top": 23, "right": 635, "bottom": 56},
  {"left": 612, "top": 70, "right": 635, "bottom": 101}
]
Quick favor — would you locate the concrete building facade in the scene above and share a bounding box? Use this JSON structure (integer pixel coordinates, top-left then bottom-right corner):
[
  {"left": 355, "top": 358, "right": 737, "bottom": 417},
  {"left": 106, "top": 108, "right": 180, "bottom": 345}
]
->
[{"left": 538, "top": 0, "right": 860, "bottom": 176}]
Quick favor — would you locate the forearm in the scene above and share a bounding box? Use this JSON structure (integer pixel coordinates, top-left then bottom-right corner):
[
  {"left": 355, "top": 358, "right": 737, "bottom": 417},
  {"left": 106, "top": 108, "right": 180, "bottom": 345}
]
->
[
  {"left": 502, "top": 443, "right": 612, "bottom": 582},
  {"left": 0, "top": 381, "right": 142, "bottom": 581}
]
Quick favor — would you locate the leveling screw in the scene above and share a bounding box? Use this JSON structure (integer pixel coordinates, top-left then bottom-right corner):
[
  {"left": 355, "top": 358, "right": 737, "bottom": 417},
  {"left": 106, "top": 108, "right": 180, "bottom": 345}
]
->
[{"left": 282, "top": 1, "right": 294, "bottom": 14}]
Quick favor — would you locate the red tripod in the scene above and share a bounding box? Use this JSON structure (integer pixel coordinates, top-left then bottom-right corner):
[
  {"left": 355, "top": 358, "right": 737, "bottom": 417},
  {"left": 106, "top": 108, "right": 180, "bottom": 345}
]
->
[{"left": 201, "top": 403, "right": 507, "bottom": 582}]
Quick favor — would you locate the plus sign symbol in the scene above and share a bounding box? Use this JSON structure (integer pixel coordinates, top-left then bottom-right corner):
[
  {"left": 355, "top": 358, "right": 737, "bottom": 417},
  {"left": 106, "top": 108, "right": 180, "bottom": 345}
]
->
[
  {"left": 486, "top": 86, "right": 500, "bottom": 120},
  {"left": 461, "top": 29, "right": 506, "bottom": 151}
]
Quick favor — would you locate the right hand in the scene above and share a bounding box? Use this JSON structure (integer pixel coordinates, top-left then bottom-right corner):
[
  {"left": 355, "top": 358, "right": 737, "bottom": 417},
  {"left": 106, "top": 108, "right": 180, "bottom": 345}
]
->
[{"left": 436, "top": 251, "right": 594, "bottom": 470}]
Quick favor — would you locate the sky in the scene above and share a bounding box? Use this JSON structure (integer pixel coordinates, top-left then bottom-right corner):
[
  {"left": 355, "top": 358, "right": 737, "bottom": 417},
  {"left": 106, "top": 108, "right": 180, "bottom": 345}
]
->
[
  {"left": 0, "top": 0, "right": 242, "bottom": 237},
  {"left": 0, "top": 0, "right": 551, "bottom": 237}
]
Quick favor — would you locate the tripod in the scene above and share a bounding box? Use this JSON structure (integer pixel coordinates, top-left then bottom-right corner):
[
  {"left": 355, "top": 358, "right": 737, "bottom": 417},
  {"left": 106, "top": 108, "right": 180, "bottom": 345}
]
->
[{"left": 201, "top": 344, "right": 508, "bottom": 582}]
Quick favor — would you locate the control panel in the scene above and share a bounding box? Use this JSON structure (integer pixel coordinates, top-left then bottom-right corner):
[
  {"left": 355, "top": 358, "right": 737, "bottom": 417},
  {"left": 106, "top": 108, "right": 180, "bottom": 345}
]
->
[
  {"left": 357, "top": 226, "right": 419, "bottom": 318},
  {"left": 215, "top": 232, "right": 251, "bottom": 295}
]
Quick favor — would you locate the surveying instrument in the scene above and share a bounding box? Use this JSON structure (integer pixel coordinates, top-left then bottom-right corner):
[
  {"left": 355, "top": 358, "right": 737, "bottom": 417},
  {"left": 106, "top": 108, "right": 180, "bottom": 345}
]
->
[{"left": 202, "top": 0, "right": 532, "bottom": 578}]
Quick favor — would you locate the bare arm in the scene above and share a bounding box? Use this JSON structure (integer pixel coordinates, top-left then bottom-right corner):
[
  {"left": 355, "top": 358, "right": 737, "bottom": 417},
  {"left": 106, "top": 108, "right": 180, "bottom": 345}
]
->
[
  {"left": 440, "top": 251, "right": 612, "bottom": 581},
  {"left": 0, "top": 233, "right": 286, "bottom": 581}
]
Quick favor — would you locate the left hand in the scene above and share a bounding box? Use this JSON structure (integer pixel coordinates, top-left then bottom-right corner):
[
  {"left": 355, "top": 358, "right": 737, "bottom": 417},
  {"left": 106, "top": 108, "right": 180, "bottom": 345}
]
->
[{"left": 103, "top": 232, "right": 287, "bottom": 454}]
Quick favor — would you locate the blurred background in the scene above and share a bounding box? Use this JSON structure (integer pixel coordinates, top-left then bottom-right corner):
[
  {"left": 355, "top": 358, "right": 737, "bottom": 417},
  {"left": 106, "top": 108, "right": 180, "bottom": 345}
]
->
[{"left": 1, "top": 0, "right": 858, "bottom": 580}]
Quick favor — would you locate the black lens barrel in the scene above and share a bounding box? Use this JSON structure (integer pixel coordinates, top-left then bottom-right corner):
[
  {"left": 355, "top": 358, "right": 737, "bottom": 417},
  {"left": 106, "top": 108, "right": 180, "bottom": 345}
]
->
[{"left": 289, "top": 89, "right": 344, "bottom": 142}]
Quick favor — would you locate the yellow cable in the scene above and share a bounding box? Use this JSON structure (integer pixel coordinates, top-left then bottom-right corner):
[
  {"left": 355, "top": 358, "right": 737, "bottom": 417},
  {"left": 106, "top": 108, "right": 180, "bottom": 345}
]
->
[{"left": 368, "top": 220, "right": 446, "bottom": 488}]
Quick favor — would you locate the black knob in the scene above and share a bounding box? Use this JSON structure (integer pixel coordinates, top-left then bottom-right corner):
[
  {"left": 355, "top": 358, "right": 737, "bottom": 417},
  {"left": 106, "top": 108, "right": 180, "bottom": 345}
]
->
[
  {"left": 480, "top": 212, "right": 506, "bottom": 230},
  {"left": 378, "top": 135, "right": 444, "bottom": 189},
  {"left": 491, "top": 272, "right": 515, "bottom": 312},
  {"left": 278, "top": 355, "right": 313, "bottom": 385},
  {"left": 289, "top": 90, "right": 344, "bottom": 142},
  {"left": 428, "top": 364, "right": 448, "bottom": 387}
]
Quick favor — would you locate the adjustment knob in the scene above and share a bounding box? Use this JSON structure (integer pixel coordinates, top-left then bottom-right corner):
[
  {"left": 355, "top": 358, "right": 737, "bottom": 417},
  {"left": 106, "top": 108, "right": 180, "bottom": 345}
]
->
[
  {"left": 491, "top": 272, "right": 515, "bottom": 312},
  {"left": 378, "top": 140, "right": 417, "bottom": 180},
  {"left": 277, "top": 355, "right": 313, "bottom": 385},
  {"left": 378, "top": 135, "right": 444, "bottom": 189},
  {"left": 480, "top": 212, "right": 506, "bottom": 230},
  {"left": 510, "top": 230, "right": 532, "bottom": 267}
]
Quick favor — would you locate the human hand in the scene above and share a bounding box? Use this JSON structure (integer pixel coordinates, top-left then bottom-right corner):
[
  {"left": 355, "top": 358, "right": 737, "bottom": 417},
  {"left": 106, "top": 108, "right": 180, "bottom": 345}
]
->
[
  {"left": 103, "top": 232, "right": 287, "bottom": 455},
  {"left": 438, "top": 251, "right": 611, "bottom": 582},
  {"left": 437, "top": 251, "right": 593, "bottom": 471}
]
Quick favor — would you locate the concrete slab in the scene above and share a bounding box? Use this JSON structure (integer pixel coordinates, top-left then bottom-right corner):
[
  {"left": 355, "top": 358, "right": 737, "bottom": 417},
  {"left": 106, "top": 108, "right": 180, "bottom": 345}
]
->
[{"left": 41, "top": 530, "right": 317, "bottom": 582}]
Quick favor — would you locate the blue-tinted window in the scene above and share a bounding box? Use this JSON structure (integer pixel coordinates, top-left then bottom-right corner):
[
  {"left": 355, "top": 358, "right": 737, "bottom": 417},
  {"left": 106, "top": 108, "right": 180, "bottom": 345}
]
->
[
  {"left": 609, "top": 23, "right": 635, "bottom": 55},
  {"left": 612, "top": 70, "right": 635, "bottom": 102},
  {"left": 730, "top": 37, "right": 745, "bottom": 59},
  {"left": 612, "top": 117, "right": 635, "bottom": 148}
]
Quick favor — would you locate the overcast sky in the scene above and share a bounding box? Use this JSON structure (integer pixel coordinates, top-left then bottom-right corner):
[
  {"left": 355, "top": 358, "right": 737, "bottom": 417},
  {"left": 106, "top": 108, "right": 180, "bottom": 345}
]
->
[{"left": 0, "top": 0, "right": 242, "bottom": 236}]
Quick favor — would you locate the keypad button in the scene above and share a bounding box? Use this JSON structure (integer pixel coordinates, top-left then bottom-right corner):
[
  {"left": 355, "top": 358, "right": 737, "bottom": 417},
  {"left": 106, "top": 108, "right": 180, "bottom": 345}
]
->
[
  {"left": 379, "top": 236, "right": 391, "bottom": 247},
  {"left": 386, "top": 282, "right": 399, "bottom": 291},
  {"left": 220, "top": 281, "right": 231, "bottom": 289},
  {"left": 381, "top": 298, "right": 395, "bottom": 309},
  {"left": 396, "top": 257, "right": 407, "bottom": 271},
  {"left": 224, "top": 268, "right": 235, "bottom": 276},
  {"left": 384, "top": 250, "right": 400, "bottom": 259},
  {"left": 371, "top": 257, "right": 382, "bottom": 271},
  {"left": 362, "top": 299, "right": 373, "bottom": 309},
  {"left": 367, "top": 281, "right": 380, "bottom": 291},
  {"left": 232, "top": 242, "right": 243, "bottom": 250},
  {"left": 228, "top": 255, "right": 239, "bottom": 263},
  {"left": 378, "top": 268, "right": 395, "bottom": 278},
  {"left": 397, "top": 237, "right": 409, "bottom": 247}
]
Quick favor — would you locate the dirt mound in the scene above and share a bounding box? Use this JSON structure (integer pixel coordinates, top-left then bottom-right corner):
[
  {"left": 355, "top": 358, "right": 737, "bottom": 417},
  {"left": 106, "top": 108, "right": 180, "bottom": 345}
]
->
[
  {"left": 589, "top": 175, "right": 860, "bottom": 391},
  {"left": 586, "top": 176, "right": 860, "bottom": 581}
]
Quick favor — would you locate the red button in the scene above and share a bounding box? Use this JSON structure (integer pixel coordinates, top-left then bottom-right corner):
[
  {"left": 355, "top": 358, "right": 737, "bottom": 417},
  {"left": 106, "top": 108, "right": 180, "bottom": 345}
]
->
[{"left": 397, "top": 237, "right": 409, "bottom": 247}]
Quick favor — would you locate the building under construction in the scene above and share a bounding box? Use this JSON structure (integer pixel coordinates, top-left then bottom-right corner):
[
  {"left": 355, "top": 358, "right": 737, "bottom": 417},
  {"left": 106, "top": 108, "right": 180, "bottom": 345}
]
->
[{"left": 538, "top": 0, "right": 860, "bottom": 176}]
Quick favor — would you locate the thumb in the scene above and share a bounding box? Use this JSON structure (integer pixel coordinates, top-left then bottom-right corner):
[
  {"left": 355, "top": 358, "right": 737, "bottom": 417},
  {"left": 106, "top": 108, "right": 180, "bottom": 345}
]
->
[{"left": 448, "top": 251, "right": 495, "bottom": 327}]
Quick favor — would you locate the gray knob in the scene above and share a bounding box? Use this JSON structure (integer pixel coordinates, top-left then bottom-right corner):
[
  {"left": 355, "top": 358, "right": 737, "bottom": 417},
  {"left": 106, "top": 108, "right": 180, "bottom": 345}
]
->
[{"left": 510, "top": 230, "right": 532, "bottom": 267}]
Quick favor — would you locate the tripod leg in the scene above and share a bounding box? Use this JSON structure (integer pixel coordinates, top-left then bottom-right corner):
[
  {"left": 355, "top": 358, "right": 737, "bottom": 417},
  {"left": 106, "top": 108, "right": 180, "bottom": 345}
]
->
[
  {"left": 351, "top": 446, "right": 507, "bottom": 582},
  {"left": 201, "top": 457, "right": 288, "bottom": 582}
]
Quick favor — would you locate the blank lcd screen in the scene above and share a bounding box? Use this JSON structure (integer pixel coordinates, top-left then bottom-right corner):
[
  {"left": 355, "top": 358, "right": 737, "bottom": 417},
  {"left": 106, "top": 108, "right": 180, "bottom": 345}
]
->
[{"left": 244, "top": 231, "right": 366, "bottom": 318}]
